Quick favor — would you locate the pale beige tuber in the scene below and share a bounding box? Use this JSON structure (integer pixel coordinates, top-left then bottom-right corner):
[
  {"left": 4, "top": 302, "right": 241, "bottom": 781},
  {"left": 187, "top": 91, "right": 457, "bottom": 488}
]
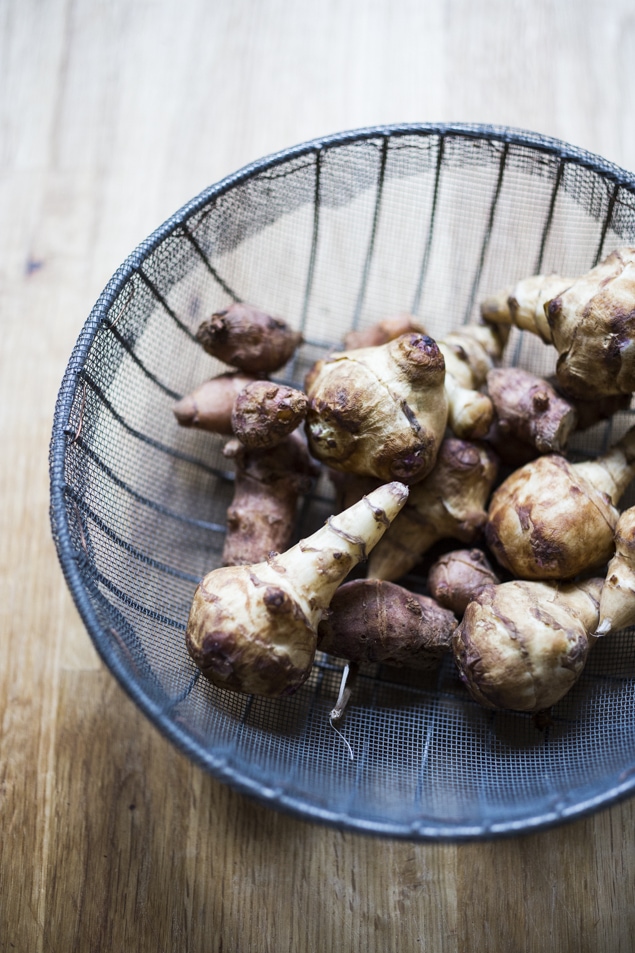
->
[
  {"left": 221, "top": 430, "right": 319, "bottom": 566},
  {"left": 186, "top": 482, "right": 409, "bottom": 697},
  {"left": 305, "top": 333, "right": 448, "bottom": 484},
  {"left": 453, "top": 577, "right": 602, "bottom": 712},
  {"left": 437, "top": 325, "right": 506, "bottom": 440},
  {"left": 486, "top": 424, "right": 635, "bottom": 580},
  {"left": 231, "top": 380, "right": 308, "bottom": 450}
]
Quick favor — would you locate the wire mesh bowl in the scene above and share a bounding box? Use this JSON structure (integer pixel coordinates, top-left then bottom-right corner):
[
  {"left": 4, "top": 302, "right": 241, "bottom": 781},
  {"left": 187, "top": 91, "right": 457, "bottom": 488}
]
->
[{"left": 50, "top": 124, "right": 635, "bottom": 840}]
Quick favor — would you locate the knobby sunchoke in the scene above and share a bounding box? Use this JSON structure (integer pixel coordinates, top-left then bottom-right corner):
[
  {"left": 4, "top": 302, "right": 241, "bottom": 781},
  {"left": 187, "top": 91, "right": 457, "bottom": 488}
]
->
[
  {"left": 427, "top": 548, "right": 501, "bottom": 616},
  {"left": 196, "top": 302, "right": 303, "bottom": 373},
  {"left": 305, "top": 333, "right": 448, "bottom": 484},
  {"left": 485, "top": 367, "right": 578, "bottom": 463},
  {"left": 453, "top": 577, "right": 602, "bottom": 712},
  {"left": 173, "top": 372, "right": 256, "bottom": 434},
  {"left": 231, "top": 380, "right": 308, "bottom": 450},
  {"left": 367, "top": 438, "right": 498, "bottom": 581},
  {"left": 596, "top": 507, "right": 635, "bottom": 635},
  {"left": 481, "top": 248, "right": 635, "bottom": 398},
  {"left": 343, "top": 312, "right": 426, "bottom": 350},
  {"left": 317, "top": 578, "right": 457, "bottom": 669},
  {"left": 486, "top": 425, "right": 635, "bottom": 580},
  {"left": 186, "top": 482, "right": 409, "bottom": 697},
  {"left": 221, "top": 430, "right": 319, "bottom": 566}
]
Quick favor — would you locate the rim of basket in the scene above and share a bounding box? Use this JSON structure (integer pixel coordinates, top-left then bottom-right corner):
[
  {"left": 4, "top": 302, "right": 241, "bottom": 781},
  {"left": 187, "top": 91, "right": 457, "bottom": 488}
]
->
[{"left": 49, "top": 121, "right": 635, "bottom": 841}]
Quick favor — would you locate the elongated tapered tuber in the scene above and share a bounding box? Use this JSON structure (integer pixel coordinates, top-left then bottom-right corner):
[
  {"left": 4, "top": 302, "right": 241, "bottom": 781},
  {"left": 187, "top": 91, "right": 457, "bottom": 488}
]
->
[
  {"left": 196, "top": 302, "right": 303, "bottom": 373},
  {"left": 481, "top": 248, "right": 635, "bottom": 398},
  {"left": 186, "top": 481, "right": 409, "bottom": 697},
  {"left": 305, "top": 333, "right": 448, "bottom": 484},
  {"left": 231, "top": 380, "right": 308, "bottom": 450},
  {"left": 221, "top": 430, "right": 319, "bottom": 566},
  {"left": 343, "top": 312, "right": 426, "bottom": 350},
  {"left": 173, "top": 372, "right": 256, "bottom": 434},
  {"left": 453, "top": 577, "right": 602, "bottom": 712},
  {"left": 486, "top": 424, "right": 635, "bottom": 580},
  {"left": 367, "top": 438, "right": 498, "bottom": 581},
  {"left": 481, "top": 273, "right": 574, "bottom": 343},
  {"left": 317, "top": 578, "right": 457, "bottom": 669},
  {"left": 485, "top": 367, "right": 578, "bottom": 462},
  {"left": 596, "top": 507, "right": 635, "bottom": 635},
  {"left": 427, "top": 548, "right": 501, "bottom": 616}
]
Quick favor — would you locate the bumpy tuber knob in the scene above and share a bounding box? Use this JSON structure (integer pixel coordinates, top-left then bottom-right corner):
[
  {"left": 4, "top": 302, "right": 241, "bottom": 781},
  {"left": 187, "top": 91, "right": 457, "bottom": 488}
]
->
[{"left": 305, "top": 333, "right": 448, "bottom": 484}]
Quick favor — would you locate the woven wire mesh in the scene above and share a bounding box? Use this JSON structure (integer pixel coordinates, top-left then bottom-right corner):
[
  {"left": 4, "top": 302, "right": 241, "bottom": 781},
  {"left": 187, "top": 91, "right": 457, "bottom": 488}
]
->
[{"left": 50, "top": 124, "right": 635, "bottom": 839}]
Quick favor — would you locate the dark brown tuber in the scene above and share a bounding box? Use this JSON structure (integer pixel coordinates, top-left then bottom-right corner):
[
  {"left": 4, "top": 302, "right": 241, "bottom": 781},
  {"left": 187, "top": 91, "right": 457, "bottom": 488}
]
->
[
  {"left": 485, "top": 367, "right": 578, "bottom": 464},
  {"left": 231, "top": 380, "right": 308, "bottom": 450},
  {"left": 173, "top": 372, "right": 256, "bottom": 434},
  {"left": 317, "top": 578, "right": 457, "bottom": 670},
  {"left": 427, "top": 548, "right": 501, "bottom": 616},
  {"left": 196, "top": 302, "right": 303, "bottom": 373},
  {"left": 343, "top": 312, "right": 426, "bottom": 350},
  {"left": 222, "top": 430, "right": 319, "bottom": 566}
]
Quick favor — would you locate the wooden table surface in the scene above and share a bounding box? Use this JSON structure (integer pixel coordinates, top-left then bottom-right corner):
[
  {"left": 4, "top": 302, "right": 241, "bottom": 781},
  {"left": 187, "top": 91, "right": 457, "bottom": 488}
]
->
[{"left": 3, "top": 1, "right": 635, "bottom": 949}]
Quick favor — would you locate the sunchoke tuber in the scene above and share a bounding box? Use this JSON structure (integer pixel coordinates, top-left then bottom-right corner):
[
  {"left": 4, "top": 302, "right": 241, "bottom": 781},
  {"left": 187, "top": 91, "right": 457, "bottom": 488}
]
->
[
  {"left": 173, "top": 372, "right": 256, "bottom": 434},
  {"left": 485, "top": 367, "right": 577, "bottom": 462},
  {"left": 305, "top": 333, "right": 448, "bottom": 484},
  {"left": 317, "top": 578, "right": 457, "bottom": 669},
  {"left": 231, "top": 380, "right": 308, "bottom": 450},
  {"left": 186, "top": 481, "right": 409, "bottom": 697},
  {"left": 453, "top": 577, "right": 602, "bottom": 712},
  {"left": 221, "top": 430, "right": 319, "bottom": 566},
  {"left": 367, "top": 438, "right": 498, "bottom": 581},
  {"left": 596, "top": 507, "right": 635, "bottom": 635},
  {"left": 427, "top": 548, "right": 501, "bottom": 616},
  {"left": 196, "top": 302, "right": 303, "bottom": 373},
  {"left": 343, "top": 312, "right": 426, "bottom": 350},
  {"left": 486, "top": 424, "right": 635, "bottom": 580},
  {"left": 481, "top": 248, "right": 635, "bottom": 398}
]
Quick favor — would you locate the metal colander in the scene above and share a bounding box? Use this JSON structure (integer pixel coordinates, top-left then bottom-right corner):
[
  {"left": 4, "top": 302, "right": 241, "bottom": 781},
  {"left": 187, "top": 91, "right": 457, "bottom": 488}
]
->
[{"left": 50, "top": 124, "right": 635, "bottom": 840}]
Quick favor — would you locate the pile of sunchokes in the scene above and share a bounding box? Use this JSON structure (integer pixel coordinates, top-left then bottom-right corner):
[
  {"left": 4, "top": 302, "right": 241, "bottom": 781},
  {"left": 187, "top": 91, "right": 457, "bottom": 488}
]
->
[{"left": 177, "top": 275, "right": 635, "bottom": 718}]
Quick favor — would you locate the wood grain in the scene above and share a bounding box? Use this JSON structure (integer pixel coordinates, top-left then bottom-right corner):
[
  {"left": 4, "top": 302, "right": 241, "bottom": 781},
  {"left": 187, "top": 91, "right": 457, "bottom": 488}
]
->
[{"left": 3, "top": 0, "right": 635, "bottom": 950}]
